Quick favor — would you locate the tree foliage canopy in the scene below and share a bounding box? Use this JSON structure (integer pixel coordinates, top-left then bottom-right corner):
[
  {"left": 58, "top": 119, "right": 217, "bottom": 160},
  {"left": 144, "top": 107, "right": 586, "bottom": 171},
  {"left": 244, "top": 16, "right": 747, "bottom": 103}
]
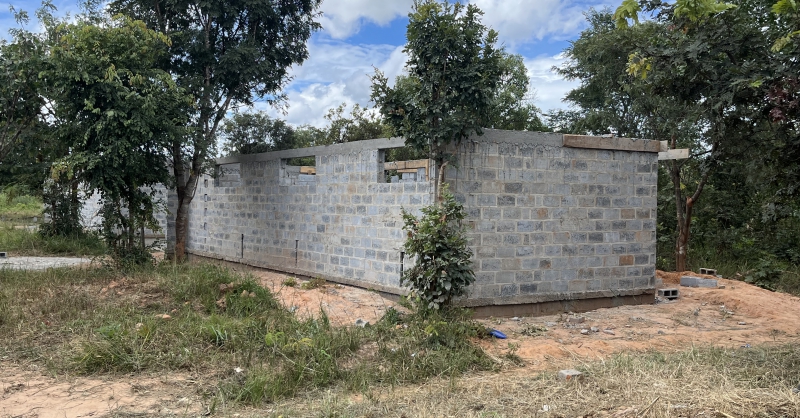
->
[
  {"left": 110, "top": 0, "right": 322, "bottom": 260},
  {"left": 371, "top": 0, "right": 503, "bottom": 166},
  {"left": 45, "top": 15, "right": 192, "bottom": 256}
]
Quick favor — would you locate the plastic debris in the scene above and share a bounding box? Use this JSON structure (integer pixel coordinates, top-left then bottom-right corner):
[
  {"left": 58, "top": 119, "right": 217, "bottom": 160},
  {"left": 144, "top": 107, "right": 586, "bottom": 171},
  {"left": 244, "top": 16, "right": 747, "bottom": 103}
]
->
[{"left": 489, "top": 329, "right": 507, "bottom": 339}]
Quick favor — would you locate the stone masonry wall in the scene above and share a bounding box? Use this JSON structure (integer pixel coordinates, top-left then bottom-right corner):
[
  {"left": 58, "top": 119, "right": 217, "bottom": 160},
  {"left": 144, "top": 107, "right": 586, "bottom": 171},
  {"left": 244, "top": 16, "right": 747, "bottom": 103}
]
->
[{"left": 174, "top": 130, "right": 658, "bottom": 306}]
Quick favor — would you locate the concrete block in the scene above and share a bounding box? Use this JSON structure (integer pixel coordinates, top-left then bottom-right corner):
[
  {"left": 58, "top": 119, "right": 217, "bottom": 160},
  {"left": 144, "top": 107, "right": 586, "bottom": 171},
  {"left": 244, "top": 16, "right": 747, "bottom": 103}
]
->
[
  {"left": 680, "top": 276, "right": 718, "bottom": 288},
  {"left": 699, "top": 267, "right": 717, "bottom": 276},
  {"left": 0, "top": 251, "right": 6, "bottom": 259},
  {"left": 657, "top": 288, "right": 679, "bottom": 300},
  {"left": 558, "top": 369, "right": 584, "bottom": 381}
]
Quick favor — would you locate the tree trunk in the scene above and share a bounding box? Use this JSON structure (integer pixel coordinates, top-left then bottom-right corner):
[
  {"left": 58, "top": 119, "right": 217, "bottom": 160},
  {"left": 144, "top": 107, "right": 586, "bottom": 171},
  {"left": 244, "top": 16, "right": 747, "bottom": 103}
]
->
[
  {"left": 675, "top": 197, "right": 694, "bottom": 272},
  {"left": 435, "top": 160, "right": 448, "bottom": 203},
  {"left": 669, "top": 138, "right": 713, "bottom": 272},
  {"left": 173, "top": 199, "right": 189, "bottom": 262}
]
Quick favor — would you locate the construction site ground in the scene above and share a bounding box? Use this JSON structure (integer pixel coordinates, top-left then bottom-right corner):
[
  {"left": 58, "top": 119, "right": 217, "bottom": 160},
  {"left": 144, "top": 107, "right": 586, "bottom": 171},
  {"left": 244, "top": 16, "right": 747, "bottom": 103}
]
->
[{"left": 1, "top": 264, "right": 799, "bottom": 417}]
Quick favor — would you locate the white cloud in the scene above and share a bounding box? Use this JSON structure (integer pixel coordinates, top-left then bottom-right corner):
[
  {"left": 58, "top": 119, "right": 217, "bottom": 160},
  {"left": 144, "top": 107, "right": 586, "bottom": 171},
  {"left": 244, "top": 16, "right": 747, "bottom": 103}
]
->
[
  {"left": 471, "top": 0, "right": 609, "bottom": 46},
  {"left": 318, "top": 0, "right": 413, "bottom": 39},
  {"left": 526, "top": 53, "right": 579, "bottom": 112},
  {"left": 260, "top": 40, "right": 407, "bottom": 127}
]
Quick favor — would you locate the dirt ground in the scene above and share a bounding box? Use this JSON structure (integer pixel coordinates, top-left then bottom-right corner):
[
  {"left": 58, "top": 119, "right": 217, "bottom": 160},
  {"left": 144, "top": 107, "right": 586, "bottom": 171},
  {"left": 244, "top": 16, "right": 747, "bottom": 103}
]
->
[{"left": 2, "top": 268, "right": 799, "bottom": 417}]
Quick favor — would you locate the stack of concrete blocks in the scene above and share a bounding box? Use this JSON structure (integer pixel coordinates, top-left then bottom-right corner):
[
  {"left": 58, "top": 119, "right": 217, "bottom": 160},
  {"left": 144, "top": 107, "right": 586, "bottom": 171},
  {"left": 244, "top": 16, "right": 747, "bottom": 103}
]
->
[{"left": 171, "top": 130, "right": 659, "bottom": 312}]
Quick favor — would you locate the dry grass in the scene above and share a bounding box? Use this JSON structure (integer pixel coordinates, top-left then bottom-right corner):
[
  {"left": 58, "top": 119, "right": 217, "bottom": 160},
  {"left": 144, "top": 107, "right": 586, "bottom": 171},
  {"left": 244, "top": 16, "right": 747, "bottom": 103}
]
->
[{"left": 252, "top": 345, "right": 800, "bottom": 417}]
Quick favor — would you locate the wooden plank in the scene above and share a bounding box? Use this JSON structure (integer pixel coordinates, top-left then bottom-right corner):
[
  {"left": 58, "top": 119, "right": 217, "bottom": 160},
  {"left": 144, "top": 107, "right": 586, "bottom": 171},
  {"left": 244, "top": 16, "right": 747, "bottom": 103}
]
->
[
  {"left": 563, "top": 134, "right": 661, "bottom": 153},
  {"left": 383, "top": 159, "right": 430, "bottom": 171},
  {"left": 657, "top": 149, "right": 690, "bottom": 160},
  {"left": 299, "top": 166, "right": 316, "bottom": 174},
  {"left": 660, "top": 141, "right": 669, "bottom": 152},
  {"left": 396, "top": 169, "right": 419, "bottom": 174}
]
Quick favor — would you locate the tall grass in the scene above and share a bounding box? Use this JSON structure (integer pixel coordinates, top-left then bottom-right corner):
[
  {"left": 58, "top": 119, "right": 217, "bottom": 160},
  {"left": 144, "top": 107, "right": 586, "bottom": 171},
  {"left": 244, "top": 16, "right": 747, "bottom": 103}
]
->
[
  {"left": 0, "top": 224, "right": 106, "bottom": 256},
  {"left": 0, "top": 192, "right": 42, "bottom": 220},
  {"left": 0, "top": 263, "right": 495, "bottom": 405}
]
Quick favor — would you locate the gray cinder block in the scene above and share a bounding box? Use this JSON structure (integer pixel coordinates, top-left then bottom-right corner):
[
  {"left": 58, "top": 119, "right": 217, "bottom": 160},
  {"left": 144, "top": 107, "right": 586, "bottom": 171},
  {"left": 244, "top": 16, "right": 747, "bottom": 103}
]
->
[{"left": 680, "top": 276, "right": 718, "bottom": 288}]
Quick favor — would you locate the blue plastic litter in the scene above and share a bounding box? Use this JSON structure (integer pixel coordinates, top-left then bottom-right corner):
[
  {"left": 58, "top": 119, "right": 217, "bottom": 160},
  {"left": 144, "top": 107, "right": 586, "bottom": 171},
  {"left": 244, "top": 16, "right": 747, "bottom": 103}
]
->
[{"left": 489, "top": 329, "right": 507, "bottom": 339}]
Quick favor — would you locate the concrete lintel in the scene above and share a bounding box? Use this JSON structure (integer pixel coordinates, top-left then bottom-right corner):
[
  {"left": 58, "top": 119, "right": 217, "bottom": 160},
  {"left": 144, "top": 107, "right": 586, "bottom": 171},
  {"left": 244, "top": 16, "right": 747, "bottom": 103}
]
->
[
  {"left": 658, "top": 149, "right": 690, "bottom": 160},
  {"left": 563, "top": 134, "right": 661, "bottom": 153},
  {"left": 216, "top": 136, "right": 407, "bottom": 165},
  {"left": 461, "top": 129, "right": 564, "bottom": 148}
]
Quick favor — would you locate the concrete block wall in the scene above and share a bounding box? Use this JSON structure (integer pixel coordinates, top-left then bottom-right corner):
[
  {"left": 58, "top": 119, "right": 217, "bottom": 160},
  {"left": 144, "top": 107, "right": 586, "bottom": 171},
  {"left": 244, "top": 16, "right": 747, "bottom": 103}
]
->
[
  {"left": 184, "top": 138, "right": 431, "bottom": 291},
  {"left": 446, "top": 130, "right": 657, "bottom": 306},
  {"left": 80, "top": 185, "right": 169, "bottom": 238},
  {"left": 170, "top": 130, "right": 658, "bottom": 307}
]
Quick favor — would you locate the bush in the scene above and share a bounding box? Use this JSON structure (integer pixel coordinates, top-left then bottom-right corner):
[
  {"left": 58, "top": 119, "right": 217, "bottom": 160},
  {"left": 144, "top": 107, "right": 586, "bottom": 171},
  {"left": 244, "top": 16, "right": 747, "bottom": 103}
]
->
[{"left": 400, "top": 185, "right": 475, "bottom": 310}]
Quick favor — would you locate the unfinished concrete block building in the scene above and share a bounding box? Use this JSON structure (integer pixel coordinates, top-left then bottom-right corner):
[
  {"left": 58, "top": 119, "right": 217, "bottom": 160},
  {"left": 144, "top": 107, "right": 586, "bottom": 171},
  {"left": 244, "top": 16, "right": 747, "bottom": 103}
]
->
[{"left": 168, "top": 129, "right": 660, "bottom": 315}]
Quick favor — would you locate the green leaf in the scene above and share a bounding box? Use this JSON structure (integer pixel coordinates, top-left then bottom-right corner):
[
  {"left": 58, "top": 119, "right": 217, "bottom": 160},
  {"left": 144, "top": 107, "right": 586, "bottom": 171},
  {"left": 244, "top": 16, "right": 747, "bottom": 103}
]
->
[
  {"left": 772, "top": 0, "right": 798, "bottom": 15},
  {"left": 613, "top": 0, "right": 641, "bottom": 28}
]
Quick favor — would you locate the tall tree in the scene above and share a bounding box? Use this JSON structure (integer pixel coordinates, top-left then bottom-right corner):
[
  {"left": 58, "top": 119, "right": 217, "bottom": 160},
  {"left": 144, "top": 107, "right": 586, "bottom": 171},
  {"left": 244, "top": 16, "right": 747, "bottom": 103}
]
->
[
  {"left": 371, "top": 0, "right": 503, "bottom": 199},
  {"left": 320, "top": 103, "right": 392, "bottom": 144},
  {"left": 0, "top": 25, "right": 44, "bottom": 164},
  {"left": 487, "top": 53, "right": 548, "bottom": 132},
  {"left": 220, "top": 112, "right": 297, "bottom": 156},
  {"left": 110, "top": 0, "right": 322, "bottom": 260},
  {"left": 46, "top": 16, "right": 191, "bottom": 256},
  {"left": 618, "top": 0, "right": 772, "bottom": 271}
]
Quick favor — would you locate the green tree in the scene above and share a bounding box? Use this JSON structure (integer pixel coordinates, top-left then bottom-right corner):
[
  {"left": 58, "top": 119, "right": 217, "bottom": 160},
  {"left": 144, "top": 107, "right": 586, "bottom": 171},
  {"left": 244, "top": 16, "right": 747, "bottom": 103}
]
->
[
  {"left": 620, "top": 0, "right": 772, "bottom": 271},
  {"left": 110, "top": 0, "right": 322, "bottom": 261},
  {"left": 1, "top": 4, "right": 84, "bottom": 235},
  {"left": 46, "top": 16, "right": 191, "bottom": 258},
  {"left": 400, "top": 186, "right": 474, "bottom": 310},
  {"left": 564, "top": 2, "right": 776, "bottom": 271},
  {"left": 487, "top": 53, "right": 548, "bottom": 132},
  {"left": 319, "top": 103, "right": 392, "bottom": 145},
  {"left": 371, "top": 0, "right": 503, "bottom": 198},
  {"left": 220, "top": 112, "right": 297, "bottom": 156},
  {"left": 554, "top": 10, "right": 658, "bottom": 137},
  {"left": 763, "top": 0, "right": 800, "bottom": 214},
  {"left": 0, "top": 19, "right": 45, "bottom": 164}
]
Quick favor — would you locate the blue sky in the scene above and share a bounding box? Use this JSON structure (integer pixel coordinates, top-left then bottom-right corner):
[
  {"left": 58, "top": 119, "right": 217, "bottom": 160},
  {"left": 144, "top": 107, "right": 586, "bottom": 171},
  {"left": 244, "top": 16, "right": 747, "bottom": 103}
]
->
[{"left": 1, "top": 0, "right": 615, "bottom": 127}]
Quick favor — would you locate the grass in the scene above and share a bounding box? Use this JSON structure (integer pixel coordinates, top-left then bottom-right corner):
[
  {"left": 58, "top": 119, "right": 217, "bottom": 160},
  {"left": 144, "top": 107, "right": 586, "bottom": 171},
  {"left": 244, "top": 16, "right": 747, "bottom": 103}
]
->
[
  {"left": 0, "top": 192, "right": 106, "bottom": 256},
  {"left": 0, "top": 263, "right": 495, "bottom": 405},
  {"left": 261, "top": 345, "right": 800, "bottom": 417},
  {"left": 300, "top": 276, "right": 326, "bottom": 290},
  {"left": 0, "top": 192, "right": 42, "bottom": 221},
  {"left": 0, "top": 224, "right": 106, "bottom": 256}
]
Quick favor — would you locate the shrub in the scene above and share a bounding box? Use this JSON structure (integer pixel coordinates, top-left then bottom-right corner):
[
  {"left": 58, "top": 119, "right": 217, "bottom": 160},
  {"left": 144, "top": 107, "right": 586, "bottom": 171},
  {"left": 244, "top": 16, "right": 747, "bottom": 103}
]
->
[{"left": 400, "top": 185, "right": 475, "bottom": 310}]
